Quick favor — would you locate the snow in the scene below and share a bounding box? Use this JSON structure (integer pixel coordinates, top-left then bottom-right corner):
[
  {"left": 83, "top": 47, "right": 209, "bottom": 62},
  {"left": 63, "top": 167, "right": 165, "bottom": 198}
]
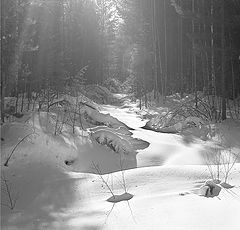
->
[
  {"left": 101, "top": 103, "right": 206, "bottom": 167},
  {"left": 1, "top": 94, "right": 240, "bottom": 230},
  {"left": 91, "top": 129, "right": 135, "bottom": 155},
  {"left": 80, "top": 104, "right": 131, "bottom": 130}
]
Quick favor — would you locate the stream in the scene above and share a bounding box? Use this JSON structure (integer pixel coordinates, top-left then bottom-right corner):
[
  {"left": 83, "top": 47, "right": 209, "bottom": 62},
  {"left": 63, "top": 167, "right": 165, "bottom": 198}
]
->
[{"left": 102, "top": 103, "right": 205, "bottom": 168}]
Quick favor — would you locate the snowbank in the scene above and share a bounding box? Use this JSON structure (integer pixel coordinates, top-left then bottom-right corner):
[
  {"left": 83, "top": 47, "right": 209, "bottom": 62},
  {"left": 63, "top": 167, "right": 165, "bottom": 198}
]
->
[
  {"left": 80, "top": 104, "right": 132, "bottom": 130},
  {"left": 1, "top": 93, "right": 240, "bottom": 230},
  {"left": 91, "top": 129, "right": 135, "bottom": 155}
]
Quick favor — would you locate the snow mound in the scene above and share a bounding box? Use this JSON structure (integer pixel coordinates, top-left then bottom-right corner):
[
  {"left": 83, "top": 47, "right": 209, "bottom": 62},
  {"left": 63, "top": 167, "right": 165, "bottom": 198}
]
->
[
  {"left": 142, "top": 94, "right": 219, "bottom": 141},
  {"left": 144, "top": 114, "right": 211, "bottom": 141},
  {"left": 1, "top": 113, "right": 83, "bottom": 168},
  {"left": 90, "top": 126, "right": 132, "bottom": 136},
  {"left": 81, "top": 105, "right": 132, "bottom": 130},
  {"left": 91, "top": 129, "right": 135, "bottom": 155},
  {"left": 90, "top": 125, "right": 149, "bottom": 155}
]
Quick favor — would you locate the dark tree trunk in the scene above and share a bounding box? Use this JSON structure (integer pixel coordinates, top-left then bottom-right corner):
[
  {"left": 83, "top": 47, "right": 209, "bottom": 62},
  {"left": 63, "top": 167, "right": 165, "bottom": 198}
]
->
[{"left": 221, "top": 0, "right": 226, "bottom": 120}]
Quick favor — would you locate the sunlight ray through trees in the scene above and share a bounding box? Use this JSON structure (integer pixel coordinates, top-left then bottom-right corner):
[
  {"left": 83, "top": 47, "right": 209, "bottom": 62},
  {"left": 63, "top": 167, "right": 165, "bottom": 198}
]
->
[{"left": 1, "top": 0, "right": 240, "bottom": 121}]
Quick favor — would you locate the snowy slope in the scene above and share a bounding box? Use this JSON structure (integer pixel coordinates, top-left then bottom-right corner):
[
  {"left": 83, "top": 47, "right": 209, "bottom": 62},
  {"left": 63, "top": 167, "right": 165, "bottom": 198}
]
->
[{"left": 1, "top": 163, "right": 240, "bottom": 230}]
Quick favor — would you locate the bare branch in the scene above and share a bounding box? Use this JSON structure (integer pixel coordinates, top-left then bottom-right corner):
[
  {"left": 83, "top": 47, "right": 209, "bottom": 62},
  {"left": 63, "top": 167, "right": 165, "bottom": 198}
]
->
[
  {"left": 1, "top": 172, "right": 18, "bottom": 210},
  {"left": 92, "top": 162, "right": 115, "bottom": 199},
  {"left": 4, "top": 132, "right": 35, "bottom": 167}
]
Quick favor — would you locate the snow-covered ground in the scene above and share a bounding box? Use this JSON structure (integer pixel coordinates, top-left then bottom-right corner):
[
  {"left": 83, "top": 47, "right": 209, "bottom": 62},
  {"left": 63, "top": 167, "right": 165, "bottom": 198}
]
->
[
  {"left": 1, "top": 95, "right": 240, "bottom": 230},
  {"left": 102, "top": 103, "right": 206, "bottom": 167}
]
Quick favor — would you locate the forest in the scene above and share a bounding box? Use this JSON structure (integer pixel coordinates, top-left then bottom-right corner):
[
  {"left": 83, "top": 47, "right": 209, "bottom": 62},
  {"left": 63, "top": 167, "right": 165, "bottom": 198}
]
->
[
  {"left": 1, "top": 0, "right": 240, "bottom": 121},
  {"left": 1, "top": 1, "right": 240, "bottom": 230}
]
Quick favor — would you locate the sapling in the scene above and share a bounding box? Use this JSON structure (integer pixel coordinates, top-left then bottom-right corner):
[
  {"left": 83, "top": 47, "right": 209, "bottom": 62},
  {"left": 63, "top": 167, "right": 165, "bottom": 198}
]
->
[
  {"left": 204, "top": 146, "right": 239, "bottom": 184},
  {"left": 92, "top": 158, "right": 133, "bottom": 203},
  {"left": 53, "top": 111, "right": 59, "bottom": 135},
  {"left": 72, "top": 94, "right": 79, "bottom": 134},
  {"left": 92, "top": 161, "right": 115, "bottom": 199},
  {"left": 204, "top": 146, "right": 222, "bottom": 182},
  {"left": 118, "top": 154, "right": 128, "bottom": 193},
  {"left": 221, "top": 149, "right": 239, "bottom": 183}
]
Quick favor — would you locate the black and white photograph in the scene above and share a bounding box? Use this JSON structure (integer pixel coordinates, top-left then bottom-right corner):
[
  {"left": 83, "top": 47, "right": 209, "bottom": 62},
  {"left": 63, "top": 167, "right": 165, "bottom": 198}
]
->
[{"left": 1, "top": 0, "right": 240, "bottom": 229}]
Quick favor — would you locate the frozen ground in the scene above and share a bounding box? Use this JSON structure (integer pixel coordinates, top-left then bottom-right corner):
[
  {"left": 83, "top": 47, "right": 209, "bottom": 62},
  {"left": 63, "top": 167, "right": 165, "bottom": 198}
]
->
[{"left": 1, "top": 94, "right": 240, "bottom": 230}]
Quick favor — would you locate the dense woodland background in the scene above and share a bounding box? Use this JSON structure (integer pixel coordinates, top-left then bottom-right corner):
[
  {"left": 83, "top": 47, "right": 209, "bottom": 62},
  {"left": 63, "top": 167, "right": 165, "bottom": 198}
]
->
[{"left": 1, "top": 0, "right": 240, "bottom": 122}]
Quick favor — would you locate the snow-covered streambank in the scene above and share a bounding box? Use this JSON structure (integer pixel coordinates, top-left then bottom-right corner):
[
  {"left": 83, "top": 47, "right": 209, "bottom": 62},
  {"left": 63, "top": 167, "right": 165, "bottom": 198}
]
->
[
  {"left": 1, "top": 95, "right": 240, "bottom": 230},
  {"left": 102, "top": 103, "right": 206, "bottom": 168}
]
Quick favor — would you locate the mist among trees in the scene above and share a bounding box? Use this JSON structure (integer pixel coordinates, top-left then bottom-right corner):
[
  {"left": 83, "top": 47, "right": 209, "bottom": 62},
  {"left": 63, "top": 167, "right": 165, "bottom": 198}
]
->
[
  {"left": 1, "top": 0, "right": 240, "bottom": 121},
  {"left": 1, "top": 1, "right": 240, "bottom": 229}
]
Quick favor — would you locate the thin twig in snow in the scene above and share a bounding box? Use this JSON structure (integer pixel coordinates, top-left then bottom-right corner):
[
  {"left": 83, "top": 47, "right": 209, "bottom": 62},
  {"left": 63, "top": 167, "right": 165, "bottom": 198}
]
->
[
  {"left": 92, "top": 161, "right": 115, "bottom": 199},
  {"left": 4, "top": 132, "right": 35, "bottom": 167},
  {"left": 1, "top": 172, "right": 18, "bottom": 210}
]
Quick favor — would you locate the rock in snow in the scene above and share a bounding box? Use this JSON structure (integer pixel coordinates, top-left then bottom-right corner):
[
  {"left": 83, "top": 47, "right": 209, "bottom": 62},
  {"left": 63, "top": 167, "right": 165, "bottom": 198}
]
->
[
  {"left": 199, "top": 180, "right": 221, "bottom": 197},
  {"left": 106, "top": 193, "right": 133, "bottom": 203}
]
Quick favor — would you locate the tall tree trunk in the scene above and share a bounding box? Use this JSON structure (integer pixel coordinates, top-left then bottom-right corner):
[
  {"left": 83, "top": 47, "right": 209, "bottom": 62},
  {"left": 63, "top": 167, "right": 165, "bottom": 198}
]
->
[
  {"left": 221, "top": 0, "right": 226, "bottom": 120},
  {"left": 210, "top": 0, "right": 216, "bottom": 106},
  {"left": 1, "top": 73, "right": 6, "bottom": 123},
  {"left": 163, "top": 0, "right": 168, "bottom": 98},
  {"left": 151, "top": 0, "right": 158, "bottom": 99},
  {"left": 229, "top": 33, "right": 235, "bottom": 100},
  {"left": 192, "top": 0, "right": 198, "bottom": 107},
  {"left": 178, "top": 0, "right": 183, "bottom": 97},
  {"left": 1, "top": 0, "right": 6, "bottom": 122},
  {"left": 155, "top": 1, "right": 164, "bottom": 98}
]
